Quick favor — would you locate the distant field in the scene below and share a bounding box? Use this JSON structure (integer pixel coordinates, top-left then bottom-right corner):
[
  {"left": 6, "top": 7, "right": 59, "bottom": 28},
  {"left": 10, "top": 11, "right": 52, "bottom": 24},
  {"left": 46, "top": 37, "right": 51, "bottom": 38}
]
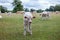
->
[{"left": 0, "top": 13, "right": 60, "bottom": 40}]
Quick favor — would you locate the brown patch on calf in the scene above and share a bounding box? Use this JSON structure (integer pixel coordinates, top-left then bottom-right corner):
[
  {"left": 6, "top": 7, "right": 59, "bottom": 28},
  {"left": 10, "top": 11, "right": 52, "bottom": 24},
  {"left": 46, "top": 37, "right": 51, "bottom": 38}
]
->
[{"left": 42, "top": 14, "right": 46, "bottom": 17}]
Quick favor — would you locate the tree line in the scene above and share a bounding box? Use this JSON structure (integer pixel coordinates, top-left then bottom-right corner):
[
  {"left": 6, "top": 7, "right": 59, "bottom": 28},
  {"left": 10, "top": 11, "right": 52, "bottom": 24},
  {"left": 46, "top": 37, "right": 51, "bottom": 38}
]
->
[
  {"left": 0, "top": 0, "right": 60, "bottom": 13},
  {"left": 45, "top": 5, "right": 60, "bottom": 12}
]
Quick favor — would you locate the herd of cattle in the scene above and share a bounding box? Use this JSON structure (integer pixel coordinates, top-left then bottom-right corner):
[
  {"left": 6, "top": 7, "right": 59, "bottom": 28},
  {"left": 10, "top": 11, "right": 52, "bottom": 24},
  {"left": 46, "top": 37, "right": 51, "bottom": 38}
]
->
[{"left": 0, "top": 11, "right": 60, "bottom": 36}]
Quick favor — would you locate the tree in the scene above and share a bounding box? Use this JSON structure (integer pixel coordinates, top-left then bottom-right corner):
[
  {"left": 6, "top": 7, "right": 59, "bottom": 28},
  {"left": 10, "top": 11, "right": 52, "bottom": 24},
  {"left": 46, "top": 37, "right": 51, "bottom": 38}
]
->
[
  {"left": 45, "top": 9, "right": 50, "bottom": 11},
  {"left": 49, "top": 6, "right": 55, "bottom": 11},
  {"left": 24, "top": 8, "right": 29, "bottom": 12},
  {"left": 45, "top": 6, "right": 55, "bottom": 12},
  {"left": 30, "top": 9, "right": 35, "bottom": 12},
  {"left": 12, "top": 0, "right": 24, "bottom": 13},
  {"left": 0, "top": 6, "right": 7, "bottom": 13},
  {"left": 37, "top": 9, "right": 43, "bottom": 13},
  {"left": 54, "top": 4, "right": 60, "bottom": 11},
  {"left": 0, "top": 6, "right": 1, "bottom": 11},
  {"left": 45, "top": 5, "right": 60, "bottom": 12}
]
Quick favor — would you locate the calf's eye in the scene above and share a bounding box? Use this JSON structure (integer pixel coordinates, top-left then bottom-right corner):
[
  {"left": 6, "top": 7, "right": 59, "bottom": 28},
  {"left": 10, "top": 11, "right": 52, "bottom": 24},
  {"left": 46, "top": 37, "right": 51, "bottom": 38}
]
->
[{"left": 24, "top": 16, "right": 27, "bottom": 18}]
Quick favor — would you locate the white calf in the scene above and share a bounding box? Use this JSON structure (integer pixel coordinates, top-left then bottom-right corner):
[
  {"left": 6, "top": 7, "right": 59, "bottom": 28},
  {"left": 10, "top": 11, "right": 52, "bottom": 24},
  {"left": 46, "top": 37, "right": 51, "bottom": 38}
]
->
[{"left": 23, "top": 12, "right": 35, "bottom": 36}]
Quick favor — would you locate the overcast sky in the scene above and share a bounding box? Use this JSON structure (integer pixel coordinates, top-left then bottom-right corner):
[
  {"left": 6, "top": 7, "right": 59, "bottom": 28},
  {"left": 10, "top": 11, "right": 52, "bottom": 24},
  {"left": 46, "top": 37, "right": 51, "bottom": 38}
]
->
[{"left": 0, "top": 0, "right": 60, "bottom": 10}]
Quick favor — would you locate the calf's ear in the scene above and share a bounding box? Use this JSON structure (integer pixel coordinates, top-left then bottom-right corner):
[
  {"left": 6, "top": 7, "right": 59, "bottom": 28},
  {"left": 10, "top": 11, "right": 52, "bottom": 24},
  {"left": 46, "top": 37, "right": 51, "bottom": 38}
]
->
[{"left": 33, "top": 16, "right": 36, "bottom": 18}]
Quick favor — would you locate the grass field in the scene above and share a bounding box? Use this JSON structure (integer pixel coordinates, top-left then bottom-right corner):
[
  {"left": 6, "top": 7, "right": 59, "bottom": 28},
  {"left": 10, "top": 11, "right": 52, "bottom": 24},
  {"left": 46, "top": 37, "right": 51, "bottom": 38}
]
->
[{"left": 0, "top": 13, "right": 60, "bottom": 40}]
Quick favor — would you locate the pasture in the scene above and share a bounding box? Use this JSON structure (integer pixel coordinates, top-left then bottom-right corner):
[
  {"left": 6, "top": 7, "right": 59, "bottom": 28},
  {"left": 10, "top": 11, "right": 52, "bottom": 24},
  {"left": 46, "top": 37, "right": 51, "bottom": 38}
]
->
[{"left": 0, "top": 13, "right": 60, "bottom": 40}]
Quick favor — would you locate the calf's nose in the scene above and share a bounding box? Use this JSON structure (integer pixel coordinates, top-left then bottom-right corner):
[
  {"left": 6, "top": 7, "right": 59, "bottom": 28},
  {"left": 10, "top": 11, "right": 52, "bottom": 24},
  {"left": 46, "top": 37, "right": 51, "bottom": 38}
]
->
[{"left": 29, "top": 22, "right": 32, "bottom": 23}]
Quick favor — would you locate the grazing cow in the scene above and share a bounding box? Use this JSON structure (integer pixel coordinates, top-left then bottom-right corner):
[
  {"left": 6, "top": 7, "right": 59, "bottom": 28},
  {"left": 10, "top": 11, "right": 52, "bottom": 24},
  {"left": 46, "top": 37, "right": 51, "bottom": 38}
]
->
[
  {"left": 16, "top": 11, "right": 24, "bottom": 14},
  {"left": 23, "top": 12, "right": 35, "bottom": 36},
  {"left": 41, "top": 11, "right": 50, "bottom": 20},
  {"left": 55, "top": 11, "right": 60, "bottom": 14},
  {"left": 7, "top": 12, "right": 11, "bottom": 16}
]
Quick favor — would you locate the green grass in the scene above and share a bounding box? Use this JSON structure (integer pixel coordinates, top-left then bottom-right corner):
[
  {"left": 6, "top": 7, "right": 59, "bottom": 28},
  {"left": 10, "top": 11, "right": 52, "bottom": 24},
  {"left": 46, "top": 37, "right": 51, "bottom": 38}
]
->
[{"left": 0, "top": 13, "right": 60, "bottom": 40}]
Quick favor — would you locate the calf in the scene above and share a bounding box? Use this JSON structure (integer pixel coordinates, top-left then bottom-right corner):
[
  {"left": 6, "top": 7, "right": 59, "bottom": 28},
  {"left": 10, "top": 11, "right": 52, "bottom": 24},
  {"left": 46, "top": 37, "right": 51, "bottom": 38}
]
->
[
  {"left": 41, "top": 11, "right": 50, "bottom": 20},
  {"left": 23, "top": 12, "right": 35, "bottom": 36}
]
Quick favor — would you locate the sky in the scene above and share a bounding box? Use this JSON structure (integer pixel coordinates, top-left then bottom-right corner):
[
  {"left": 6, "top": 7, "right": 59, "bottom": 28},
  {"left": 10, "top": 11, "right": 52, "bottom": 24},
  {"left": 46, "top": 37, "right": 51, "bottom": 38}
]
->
[{"left": 0, "top": 0, "right": 60, "bottom": 10}]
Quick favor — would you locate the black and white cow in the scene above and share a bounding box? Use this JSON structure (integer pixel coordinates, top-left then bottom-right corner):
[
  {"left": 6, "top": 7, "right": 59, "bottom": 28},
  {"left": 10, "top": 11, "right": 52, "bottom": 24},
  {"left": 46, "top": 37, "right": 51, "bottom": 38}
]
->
[{"left": 40, "top": 11, "right": 50, "bottom": 20}]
